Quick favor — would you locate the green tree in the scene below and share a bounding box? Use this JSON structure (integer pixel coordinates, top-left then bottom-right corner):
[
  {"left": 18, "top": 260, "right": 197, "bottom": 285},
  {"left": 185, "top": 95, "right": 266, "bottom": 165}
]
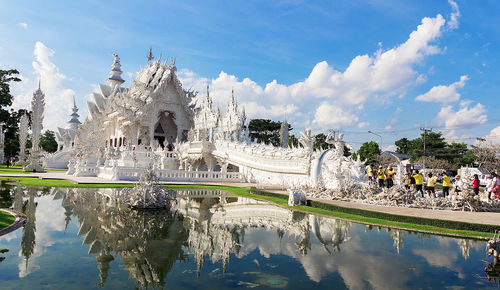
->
[
  {"left": 288, "top": 134, "right": 299, "bottom": 148},
  {"left": 248, "top": 119, "right": 291, "bottom": 147},
  {"left": 357, "top": 141, "right": 380, "bottom": 164},
  {"left": 395, "top": 131, "right": 475, "bottom": 169},
  {"left": 4, "top": 109, "right": 30, "bottom": 159},
  {"left": 40, "top": 130, "right": 58, "bottom": 153},
  {"left": 0, "top": 69, "right": 21, "bottom": 161},
  {"left": 313, "top": 133, "right": 332, "bottom": 151}
]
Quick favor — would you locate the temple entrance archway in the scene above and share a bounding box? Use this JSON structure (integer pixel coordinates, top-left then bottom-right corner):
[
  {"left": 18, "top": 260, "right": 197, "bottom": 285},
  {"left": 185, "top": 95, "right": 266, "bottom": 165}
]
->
[{"left": 154, "top": 111, "right": 177, "bottom": 149}]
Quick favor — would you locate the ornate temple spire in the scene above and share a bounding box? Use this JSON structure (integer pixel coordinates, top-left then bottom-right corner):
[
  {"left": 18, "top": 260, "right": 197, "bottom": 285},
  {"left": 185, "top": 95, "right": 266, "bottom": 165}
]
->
[
  {"left": 23, "top": 81, "right": 45, "bottom": 172},
  {"left": 31, "top": 83, "right": 45, "bottom": 152},
  {"left": 67, "top": 97, "right": 81, "bottom": 130},
  {"left": 280, "top": 117, "right": 289, "bottom": 148},
  {"left": 106, "top": 54, "right": 125, "bottom": 90},
  {"left": 147, "top": 47, "right": 154, "bottom": 64}
]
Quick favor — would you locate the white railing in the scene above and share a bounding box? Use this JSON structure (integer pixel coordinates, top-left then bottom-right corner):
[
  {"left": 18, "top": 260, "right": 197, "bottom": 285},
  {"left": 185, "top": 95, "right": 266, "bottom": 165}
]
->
[
  {"left": 74, "top": 165, "right": 99, "bottom": 177},
  {"left": 110, "top": 166, "right": 245, "bottom": 182}
]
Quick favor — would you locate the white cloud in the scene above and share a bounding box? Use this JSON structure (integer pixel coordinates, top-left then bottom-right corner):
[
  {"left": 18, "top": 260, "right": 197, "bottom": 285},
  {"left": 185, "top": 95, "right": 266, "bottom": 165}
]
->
[
  {"left": 415, "top": 75, "right": 469, "bottom": 103},
  {"left": 433, "top": 101, "right": 487, "bottom": 129},
  {"left": 312, "top": 102, "right": 359, "bottom": 129},
  {"left": 483, "top": 126, "right": 500, "bottom": 144},
  {"left": 357, "top": 122, "right": 370, "bottom": 129},
  {"left": 242, "top": 102, "right": 298, "bottom": 119},
  {"left": 18, "top": 22, "right": 28, "bottom": 29},
  {"left": 12, "top": 41, "right": 75, "bottom": 131},
  {"left": 447, "top": 0, "right": 460, "bottom": 30},
  {"left": 177, "top": 12, "right": 452, "bottom": 132}
]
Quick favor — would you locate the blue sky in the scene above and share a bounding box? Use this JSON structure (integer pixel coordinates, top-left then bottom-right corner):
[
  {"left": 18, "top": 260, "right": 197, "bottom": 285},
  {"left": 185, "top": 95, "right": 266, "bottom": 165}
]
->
[{"left": 0, "top": 0, "right": 499, "bottom": 149}]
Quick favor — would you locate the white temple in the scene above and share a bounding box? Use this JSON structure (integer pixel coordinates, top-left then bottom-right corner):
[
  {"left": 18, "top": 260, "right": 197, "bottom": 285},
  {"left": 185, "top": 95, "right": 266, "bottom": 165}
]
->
[{"left": 44, "top": 51, "right": 366, "bottom": 189}]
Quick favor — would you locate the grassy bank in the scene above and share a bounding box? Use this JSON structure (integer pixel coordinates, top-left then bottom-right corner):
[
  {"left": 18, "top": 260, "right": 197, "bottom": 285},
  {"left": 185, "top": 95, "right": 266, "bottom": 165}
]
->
[
  {"left": 0, "top": 176, "right": 133, "bottom": 188},
  {"left": 0, "top": 167, "right": 66, "bottom": 174},
  {"left": 0, "top": 176, "right": 496, "bottom": 238},
  {"left": 0, "top": 210, "right": 15, "bottom": 230}
]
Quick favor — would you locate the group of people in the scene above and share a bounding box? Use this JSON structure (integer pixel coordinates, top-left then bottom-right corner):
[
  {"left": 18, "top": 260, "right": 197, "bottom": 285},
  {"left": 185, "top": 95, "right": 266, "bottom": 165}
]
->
[
  {"left": 402, "top": 170, "right": 450, "bottom": 198},
  {"left": 367, "top": 163, "right": 500, "bottom": 200},
  {"left": 486, "top": 173, "right": 500, "bottom": 200},
  {"left": 367, "top": 165, "right": 396, "bottom": 188}
]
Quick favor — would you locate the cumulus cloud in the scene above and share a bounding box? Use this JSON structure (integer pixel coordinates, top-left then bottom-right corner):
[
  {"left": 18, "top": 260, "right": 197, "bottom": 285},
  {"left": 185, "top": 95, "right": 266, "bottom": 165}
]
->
[
  {"left": 357, "top": 122, "right": 370, "bottom": 129},
  {"left": 18, "top": 22, "right": 28, "bottom": 29},
  {"left": 12, "top": 41, "right": 75, "bottom": 131},
  {"left": 243, "top": 102, "right": 298, "bottom": 119},
  {"left": 483, "top": 126, "right": 500, "bottom": 143},
  {"left": 177, "top": 10, "right": 455, "bottom": 132},
  {"left": 415, "top": 75, "right": 469, "bottom": 103},
  {"left": 433, "top": 100, "right": 487, "bottom": 129},
  {"left": 447, "top": 0, "right": 460, "bottom": 29},
  {"left": 312, "top": 102, "right": 359, "bottom": 129}
]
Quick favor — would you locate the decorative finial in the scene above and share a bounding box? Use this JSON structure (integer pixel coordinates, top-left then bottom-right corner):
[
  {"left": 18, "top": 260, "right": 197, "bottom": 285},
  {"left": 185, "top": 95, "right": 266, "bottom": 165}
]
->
[
  {"left": 147, "top": 47, "right": 154, "bottom": 63},
  {"left": 107, "top": 53, "right": 125, "bottom": 88}
]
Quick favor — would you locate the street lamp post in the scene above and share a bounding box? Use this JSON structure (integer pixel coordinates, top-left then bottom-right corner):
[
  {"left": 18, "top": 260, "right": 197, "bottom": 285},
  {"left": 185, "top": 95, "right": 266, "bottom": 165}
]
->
[{"left": 367, "top": 130, "right": 382, "bottom": 148}]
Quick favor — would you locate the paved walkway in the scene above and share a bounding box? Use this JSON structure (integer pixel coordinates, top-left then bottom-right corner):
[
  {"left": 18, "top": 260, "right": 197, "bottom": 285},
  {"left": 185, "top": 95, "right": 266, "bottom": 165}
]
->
[
  {"left": 0, "top": 209, "right": 27, "bottom": 237},
  {"left": 1, "top": 171, "right": 499, "bottom": 228}
]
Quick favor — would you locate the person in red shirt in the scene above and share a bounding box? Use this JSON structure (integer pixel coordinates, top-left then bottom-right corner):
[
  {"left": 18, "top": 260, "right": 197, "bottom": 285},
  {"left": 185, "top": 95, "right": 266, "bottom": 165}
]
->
[{"left": 473, "top": 174, "right": 480, "bottom": 196}]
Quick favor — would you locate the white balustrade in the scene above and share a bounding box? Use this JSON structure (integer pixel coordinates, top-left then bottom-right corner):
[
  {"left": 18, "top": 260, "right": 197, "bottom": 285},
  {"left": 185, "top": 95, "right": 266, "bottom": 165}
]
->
[{"left": 100, "top": 166, "right": 244, "bottom": 182}]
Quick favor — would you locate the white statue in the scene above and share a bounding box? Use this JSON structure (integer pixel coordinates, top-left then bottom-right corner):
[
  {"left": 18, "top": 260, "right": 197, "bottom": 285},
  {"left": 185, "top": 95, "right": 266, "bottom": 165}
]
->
[
  {"left": 24, "top": 82, "right": 45, "bottom": 172},
  {"left": 0, "top": 123, "right": 4, "bottom": 164},
  {"left": 17, "top": 113, "right": 29, "bottom": 166}
]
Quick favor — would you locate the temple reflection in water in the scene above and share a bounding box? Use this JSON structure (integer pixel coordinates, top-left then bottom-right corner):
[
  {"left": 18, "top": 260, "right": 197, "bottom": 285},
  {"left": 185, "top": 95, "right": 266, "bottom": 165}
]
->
[
  {"left": 4, "top": 185, "right": 484, "bottom": 289},
  {"left": 44, "top": 187, "right": 353, "bottom": 287}
]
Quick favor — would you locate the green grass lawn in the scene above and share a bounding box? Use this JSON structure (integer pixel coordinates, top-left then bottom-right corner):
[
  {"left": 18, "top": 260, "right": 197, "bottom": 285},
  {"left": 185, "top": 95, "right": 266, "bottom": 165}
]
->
[
  {"left": 0, "top": 176, "right": 496, "bottom": 238},
  {"left": 0, "top": 166, "right": 67, "bottom": 174},
  {"left": 0, "top": 210, "right": 15, "bottom": 230}
]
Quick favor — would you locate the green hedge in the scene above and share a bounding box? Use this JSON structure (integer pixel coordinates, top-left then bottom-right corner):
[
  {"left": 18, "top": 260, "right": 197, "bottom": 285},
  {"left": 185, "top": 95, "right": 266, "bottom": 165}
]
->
[{"left": 249, "top": 187, "right": 499, "bottom": 233}]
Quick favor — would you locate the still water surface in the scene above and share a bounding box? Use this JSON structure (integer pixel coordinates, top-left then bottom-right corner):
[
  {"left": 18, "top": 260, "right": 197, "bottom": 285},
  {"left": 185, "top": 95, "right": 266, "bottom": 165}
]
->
[{"left": 0, "top": 183, "right": 498, "bottom": 289}]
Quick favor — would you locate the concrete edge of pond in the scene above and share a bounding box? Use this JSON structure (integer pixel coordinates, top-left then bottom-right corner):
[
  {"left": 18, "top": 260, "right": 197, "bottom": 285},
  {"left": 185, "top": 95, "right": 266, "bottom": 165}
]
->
[
  {"left": 0, "top": 209, "right": 27, "bottom": 237},
  {"left": 246, "top": 189, "right": 499, "bottom": 240}
]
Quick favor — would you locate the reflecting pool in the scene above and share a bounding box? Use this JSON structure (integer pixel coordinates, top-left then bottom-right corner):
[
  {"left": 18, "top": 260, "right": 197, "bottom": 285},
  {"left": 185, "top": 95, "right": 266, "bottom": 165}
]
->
[{"left": 0, "top": 183, "right": 498, "bottom": 289}]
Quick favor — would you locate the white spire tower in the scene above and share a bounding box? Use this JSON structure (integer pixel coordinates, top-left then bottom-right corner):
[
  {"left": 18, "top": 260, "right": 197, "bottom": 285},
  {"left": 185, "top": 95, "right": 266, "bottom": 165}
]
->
[
  {"left": 67, "top": 97, "right": 81, "bottom": 130},
  {"left": 24, "top": 80, "right": 45, "bottom": 172},
  {"left": 106, "top": 54, "right": 125, "bottom": 91}
]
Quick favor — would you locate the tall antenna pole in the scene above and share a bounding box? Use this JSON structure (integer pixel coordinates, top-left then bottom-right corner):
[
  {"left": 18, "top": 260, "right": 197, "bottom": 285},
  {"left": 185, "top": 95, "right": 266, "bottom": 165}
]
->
[{"left": 420, "top": 127, "right": 432, "bottom": 168}]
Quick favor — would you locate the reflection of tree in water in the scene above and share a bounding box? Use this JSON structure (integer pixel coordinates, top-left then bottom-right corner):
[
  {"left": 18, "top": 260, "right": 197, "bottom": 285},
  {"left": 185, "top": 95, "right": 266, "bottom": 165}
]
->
[
  {"left": 0, "top": 248, "right": 8, "bottom": 262},
  {"left": 0, "top": 181, "right": 14, "bottom": 208},
  {"left": 485, "top": 256, "right": 500, "bottom": 285},
  {"left": 57, "top": 188, "right": 188, "bottom": 288},
  {"left": 21, "top": 187, "right": 38, "bottom": 270}
]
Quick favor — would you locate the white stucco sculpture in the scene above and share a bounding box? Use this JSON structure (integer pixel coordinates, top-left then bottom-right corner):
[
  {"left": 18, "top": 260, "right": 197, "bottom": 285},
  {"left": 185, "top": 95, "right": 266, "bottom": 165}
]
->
[
  {"left": 24, "top": 82, "right": 45, "bottom": 172},
  {"left": 17, "top": 112, "right": 29, "bottom": 166},
  {"left": 0, "top": 123, "right": 5, "bottom": 164},
  {"left": 44, "top": 50, "right": 366, "bottom": 190}
]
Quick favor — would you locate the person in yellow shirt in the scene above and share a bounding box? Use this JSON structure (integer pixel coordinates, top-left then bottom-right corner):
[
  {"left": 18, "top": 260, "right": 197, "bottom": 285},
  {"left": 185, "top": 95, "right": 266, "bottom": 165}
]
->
[
  {"left": 441, "top": 172, "right": 450, "bottom": 197},
  {"left": 367, "top": 164, "right": 374, "bottom": 184},
  {"left": 386, "top": 166, "right": 395, "bottom": 188},
  {"left": 426, "top": 173, "right": 436, "bottom": 198},
  {"left": 412, "top": 170, "right": 424, "bottom": 197},
  {"left": 377, "top": 166, "right": 385, "bottom": 188},
  {"left": 403, "top": 173, "right": 411, "bottom": 189}
]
